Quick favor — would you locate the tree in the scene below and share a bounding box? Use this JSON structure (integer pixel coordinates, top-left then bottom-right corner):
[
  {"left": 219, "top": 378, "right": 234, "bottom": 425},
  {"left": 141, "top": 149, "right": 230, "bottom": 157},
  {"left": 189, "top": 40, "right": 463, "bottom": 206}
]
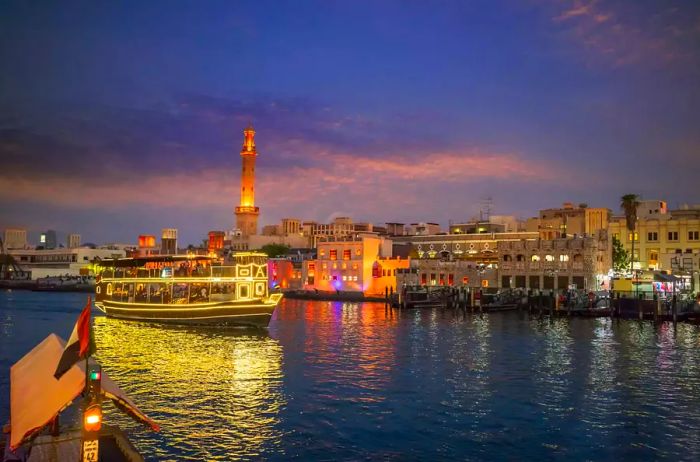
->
[
  {"left": 259, "top": 243, "right": 291, "bottom": 258},
  {"left": 620, "top": 194, "right": 640, "bottom": 273},
  {"left": 612, "top": 236, "right": 630, "bottom": 273}
]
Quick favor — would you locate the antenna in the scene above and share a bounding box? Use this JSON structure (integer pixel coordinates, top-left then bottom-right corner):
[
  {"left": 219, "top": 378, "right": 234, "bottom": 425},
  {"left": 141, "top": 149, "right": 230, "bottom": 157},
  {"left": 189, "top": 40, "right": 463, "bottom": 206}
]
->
[{"left": 479, "top": 196, "right": 493, "bottom": 222}]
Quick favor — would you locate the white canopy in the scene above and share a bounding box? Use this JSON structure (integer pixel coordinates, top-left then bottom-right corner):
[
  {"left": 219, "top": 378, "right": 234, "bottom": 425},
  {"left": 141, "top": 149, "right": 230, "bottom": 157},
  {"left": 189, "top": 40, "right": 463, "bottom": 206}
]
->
[{"left": 10, "top": 333, "right": 159, "bottom": 450}]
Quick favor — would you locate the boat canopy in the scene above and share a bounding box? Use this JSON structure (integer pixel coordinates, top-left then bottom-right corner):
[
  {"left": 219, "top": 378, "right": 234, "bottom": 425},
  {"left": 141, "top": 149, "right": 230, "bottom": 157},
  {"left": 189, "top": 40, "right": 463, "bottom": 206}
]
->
[
  {"left": 10, "top": 334, "right": 159, "bottom": 450},
  {"left": 101, "top": 255, "right": 216, "bottom": 267}
]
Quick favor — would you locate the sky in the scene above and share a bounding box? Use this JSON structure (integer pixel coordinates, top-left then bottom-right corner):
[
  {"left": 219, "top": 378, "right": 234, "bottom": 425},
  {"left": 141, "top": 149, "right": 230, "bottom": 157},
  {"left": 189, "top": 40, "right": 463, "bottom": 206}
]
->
[{"left": 1, "top": 0, "right": 699, "bottom": 245}]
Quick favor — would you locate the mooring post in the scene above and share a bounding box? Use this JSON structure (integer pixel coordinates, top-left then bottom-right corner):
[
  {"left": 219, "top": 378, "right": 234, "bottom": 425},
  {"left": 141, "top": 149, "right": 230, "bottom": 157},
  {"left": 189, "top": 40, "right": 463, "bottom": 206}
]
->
[{"left": 672, "top": 295, "right": 677, "bottom": 324}]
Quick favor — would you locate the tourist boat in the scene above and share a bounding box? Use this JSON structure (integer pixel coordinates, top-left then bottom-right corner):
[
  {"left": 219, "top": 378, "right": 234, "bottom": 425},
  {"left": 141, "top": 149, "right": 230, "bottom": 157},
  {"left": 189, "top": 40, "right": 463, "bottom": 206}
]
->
[{"left": 94, "top": 253, "right": 283, "bottom": 328}]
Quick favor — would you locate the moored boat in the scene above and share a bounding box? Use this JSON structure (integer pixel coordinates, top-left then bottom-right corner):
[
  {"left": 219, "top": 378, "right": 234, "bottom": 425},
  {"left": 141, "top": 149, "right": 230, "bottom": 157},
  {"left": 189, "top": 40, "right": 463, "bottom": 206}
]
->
[{"left": 94, "top": 253, "right": 282, "bottom": 328}]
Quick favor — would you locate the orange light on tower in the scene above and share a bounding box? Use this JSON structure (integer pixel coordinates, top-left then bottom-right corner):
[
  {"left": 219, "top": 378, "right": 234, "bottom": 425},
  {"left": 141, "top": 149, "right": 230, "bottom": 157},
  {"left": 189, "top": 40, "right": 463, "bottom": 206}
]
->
[{"left": 234, "top": 124, "right": 260, "bottom": 237}]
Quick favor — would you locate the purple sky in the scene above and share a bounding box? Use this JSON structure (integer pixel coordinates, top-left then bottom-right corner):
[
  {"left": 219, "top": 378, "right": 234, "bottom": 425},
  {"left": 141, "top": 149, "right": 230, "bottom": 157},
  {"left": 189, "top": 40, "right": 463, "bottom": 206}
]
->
[{"left": 1, "top": 0, "right": 699, "bottom": 245}]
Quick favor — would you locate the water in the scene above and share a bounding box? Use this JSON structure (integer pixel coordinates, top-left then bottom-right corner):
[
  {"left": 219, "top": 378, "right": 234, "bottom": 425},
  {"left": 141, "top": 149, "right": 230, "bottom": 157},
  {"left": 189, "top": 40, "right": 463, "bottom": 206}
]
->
[{"left": 2, "top": 291, "right": 700, "bottom": 461}]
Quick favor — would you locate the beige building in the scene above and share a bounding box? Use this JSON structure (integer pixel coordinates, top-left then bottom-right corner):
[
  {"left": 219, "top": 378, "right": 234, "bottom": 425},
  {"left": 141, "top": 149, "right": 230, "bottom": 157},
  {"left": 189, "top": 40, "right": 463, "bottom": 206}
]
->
[
  {"left": 3, "top": 228, "right": 28, "bottom": 250},
  {"left": 8, "top": 247, "right": 126, "bottom": 279},
  {"left": 397, "top": 260, "right": 499, "bottom": 289},
  {"left": 67, "top": 233, "right": 81, "bottom": 249},
  {"left": 609, "top": 205, "right": 700, "bottom": 272},
  {"left": 302, "top": 234, "right": 409, "bottom": 295},
  {"left": 498, "top": 233, "right": 611, "bottom": 290},
  {"left": 407, "top": 222, "right": 442, "bottom": 236},
  {"left": 394, "top": 229, "right": 611, "bottom": 290},
  {"left": 527, "top": 203, "right": 611, "bottom": 240}
]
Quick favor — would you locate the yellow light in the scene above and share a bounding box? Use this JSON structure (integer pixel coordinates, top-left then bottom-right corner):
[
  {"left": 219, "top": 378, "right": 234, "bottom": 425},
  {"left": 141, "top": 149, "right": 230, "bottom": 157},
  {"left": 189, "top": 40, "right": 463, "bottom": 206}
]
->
[{"left": 86, "top": 414, "right": 100, "bottom": 425}]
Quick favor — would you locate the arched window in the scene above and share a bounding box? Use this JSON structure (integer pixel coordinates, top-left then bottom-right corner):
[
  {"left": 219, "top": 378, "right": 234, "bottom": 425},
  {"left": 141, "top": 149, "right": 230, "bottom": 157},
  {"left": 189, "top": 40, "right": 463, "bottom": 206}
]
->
[
  {"left": 503, "top": 255, "right": 512, "bottom": 261},
  {"left": 531, "top": 255, "right": 541, "bottom": 262},
  {"left": 516, "top": 254, "right": 525, "bottom": 261},
  {"left": 573, "top": 254, "right": 583, "bottom": 263},
  {"left": 559, "top": 255, "right": 569, "bottom": 262},
  {"left": 545, "top": 254, "right": 555, "bottom": 262}
]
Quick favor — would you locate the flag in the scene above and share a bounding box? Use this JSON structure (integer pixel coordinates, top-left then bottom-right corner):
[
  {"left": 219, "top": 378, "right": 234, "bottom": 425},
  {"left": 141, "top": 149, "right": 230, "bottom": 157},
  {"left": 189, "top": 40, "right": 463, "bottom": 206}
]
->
[{"left": 54, "top": 296, "right": 95, "bottom": 380}]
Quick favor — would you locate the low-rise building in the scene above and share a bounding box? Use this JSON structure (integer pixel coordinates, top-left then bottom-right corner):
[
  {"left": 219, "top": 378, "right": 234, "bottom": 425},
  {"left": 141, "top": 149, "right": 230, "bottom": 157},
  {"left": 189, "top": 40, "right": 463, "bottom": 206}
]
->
[
  {"left": 302, "top": 234, "right": 409, "bottom": 295},
  {"left": 527, "top": 203, "right": 611, "bottom": 240},
  {"left": 3, "top": 228, "right": 28, "bottom": 250},
  {"left": 610, "top": 204, "right": 700, "bottom": 272},
  {"left": 8, "top": 247, "right": 126, "bottom": 279}
]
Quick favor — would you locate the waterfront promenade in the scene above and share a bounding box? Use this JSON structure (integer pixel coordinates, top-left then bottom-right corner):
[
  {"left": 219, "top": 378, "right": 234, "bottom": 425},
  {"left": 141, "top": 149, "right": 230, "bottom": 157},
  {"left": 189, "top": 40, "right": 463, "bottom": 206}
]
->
[{"left": 2, "top": 291, "right": 700, "bottom": 460}]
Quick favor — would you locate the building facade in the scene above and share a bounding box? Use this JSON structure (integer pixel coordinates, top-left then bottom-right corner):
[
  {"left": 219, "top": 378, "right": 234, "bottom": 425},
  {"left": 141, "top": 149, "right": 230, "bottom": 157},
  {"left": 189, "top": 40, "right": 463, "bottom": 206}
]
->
[
  {"left": 8, "top": 247, "right": 126, "bottom": 279},
  {"left": 609, "top": 205, "right": 700, "bottom": 272},
  {"left": 67, "top": 233, "right": 81, "bottom": 249},
  {"left": 302, "top": 235, "right": 409, "bottom": 295},
  {"left": 3, "top": 228, "right": 28, "bottom": 250},
  {"left": 527, "top": 203, "right": 611, "bottom": 240}
]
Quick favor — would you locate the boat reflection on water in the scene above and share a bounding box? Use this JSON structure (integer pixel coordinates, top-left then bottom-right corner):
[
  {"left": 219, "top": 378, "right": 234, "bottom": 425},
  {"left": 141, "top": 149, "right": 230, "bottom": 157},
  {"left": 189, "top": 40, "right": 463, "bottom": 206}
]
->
[{"left": 92, "top": 315, "right": 286, "bottom": 461}]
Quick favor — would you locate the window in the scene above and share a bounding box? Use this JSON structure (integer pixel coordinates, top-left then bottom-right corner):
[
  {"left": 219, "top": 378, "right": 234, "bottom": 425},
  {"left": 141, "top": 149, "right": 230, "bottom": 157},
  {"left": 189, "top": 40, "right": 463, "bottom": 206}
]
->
[
  {"left": 319, "top": 249, "right": 326, "bottom": 257},
  {"left": 531, "top": 255, "right": 540, "bottom": 262},
  {"left": 686, "top": 249, "right": 693, "bottom": 254},
  {"left": 343, "top": 249, "right": 351, "bottom": 260},
  {"left": 330, "top": 249, "right": 337, "bottom": 260},
  {"left": 649, "top": 250, "right": 658, "bottom": 263},
  {"left": 628, "top": 232, "right": 639, "bottom": 241},
  {"left": 689, "top": 231, "right": 699, "bottom": 241},
  {"left": 545, "top": 254, "right": 555, "bottom": 262},
  {"left": 308, "top": 263, "right": 315, "bottom": 271},
  {"left": 668, "top": 231, "right": 679, "bottom": 241},
  {"left": 647, "top": 232, "right": 658, "bottom": 241},
  {"left": 559, "top": 255, "right": 569, "bottom": 262}
]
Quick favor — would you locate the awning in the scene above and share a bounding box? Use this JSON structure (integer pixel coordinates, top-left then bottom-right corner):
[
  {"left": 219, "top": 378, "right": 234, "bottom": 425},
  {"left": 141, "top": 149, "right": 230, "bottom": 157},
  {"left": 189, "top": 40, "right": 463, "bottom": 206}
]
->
[
  {"left": 654, "top": 273, "right": 681, "bottom": 283},
  {"left": 10, "top": 334, "right": 159, "bottom": 450}
]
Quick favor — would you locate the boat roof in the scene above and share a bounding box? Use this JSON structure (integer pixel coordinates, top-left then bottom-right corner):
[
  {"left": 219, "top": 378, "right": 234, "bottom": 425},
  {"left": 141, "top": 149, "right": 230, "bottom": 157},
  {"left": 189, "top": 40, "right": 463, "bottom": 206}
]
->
[
  {"left": 101, "top": 255, "right": 216, "bottom": 267},
  {"left": 10, "top": 334, "right": 159, "bottom": 450}
]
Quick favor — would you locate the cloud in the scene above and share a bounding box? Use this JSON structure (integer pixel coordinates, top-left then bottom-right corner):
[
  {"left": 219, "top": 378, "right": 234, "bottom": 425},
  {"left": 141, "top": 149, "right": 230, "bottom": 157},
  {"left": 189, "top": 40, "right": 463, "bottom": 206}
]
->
[{"left": 546, "top": 0, "right": 700, "bottom": 69}]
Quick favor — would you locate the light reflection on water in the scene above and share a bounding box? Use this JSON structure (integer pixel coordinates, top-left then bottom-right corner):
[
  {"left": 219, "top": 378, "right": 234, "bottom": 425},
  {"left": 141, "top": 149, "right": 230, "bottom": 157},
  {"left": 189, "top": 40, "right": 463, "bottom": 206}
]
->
[
  {"left": 93, "top": 317, "right": 285, "bottom": 461},
  {"left": 2, "top": 293, "right": 700, "bottom": 461}
]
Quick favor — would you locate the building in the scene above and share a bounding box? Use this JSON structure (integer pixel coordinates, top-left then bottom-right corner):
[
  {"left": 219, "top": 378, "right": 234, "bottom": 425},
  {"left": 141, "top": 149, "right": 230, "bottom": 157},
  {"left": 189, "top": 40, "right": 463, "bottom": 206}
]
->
[
  {"left": 407, "top": 222, "right": 442, "bottom": 236},
  {"left": 449, "top": 221, "right": 506, "bottom": 235},
  {"left": 396, "top": 260, "right": 499, "bottom": 289},
  {"left": 527, "top": 203, "right": 611, "bottom": 240},
  {"left": 498, "top": 233, "right": 611, "bottom": 290},
  {"left": 40, "top": 229, "right": 57, "bottom": 249},
  {"left": 208, "top": 231, "right": 225, "bottom": 253},
  {"left": 393, "top": 228, "right": 611, "bottom": 291},
  {"left": 302, "top": 234, "right": 409, "bottom": 295},
  {"left": 234, "top": 124, "right": 260, "bottom": 238},
  {"left": 67, "top": 233, "right": 81, "bottom": 249},
  {"left": 8, "top": 247, "right": 126, "bottom": 279},
  {"left": 3, "top": 228, "right": 28, "bottom": 250},
  {"left": 609, "top": 204, "right": 700, "bottom": 272},
  {"left": 161, "top": 228, "right": 178, "bottom": 255},
  {"left": 137, "top": 235, "right": 157, "bottom": 257},
  {"left": 636, "top": 200, "right": 668, "bottom": 219},
  {"left": 385, "top": 223, "right": 405, "bottom": 236}
]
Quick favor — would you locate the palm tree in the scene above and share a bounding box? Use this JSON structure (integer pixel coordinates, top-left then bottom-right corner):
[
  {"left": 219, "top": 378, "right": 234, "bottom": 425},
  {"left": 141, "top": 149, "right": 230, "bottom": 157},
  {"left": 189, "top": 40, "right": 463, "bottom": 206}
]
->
[{"left": 620, "top": 194, "right": 640, "bottom": 274}]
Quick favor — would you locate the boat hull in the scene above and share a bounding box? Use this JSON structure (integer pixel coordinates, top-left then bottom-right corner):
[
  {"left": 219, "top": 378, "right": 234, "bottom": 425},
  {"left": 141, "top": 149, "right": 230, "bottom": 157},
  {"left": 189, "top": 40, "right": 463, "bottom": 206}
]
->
[{"left": 95, "top": 299, "right": 280, "bottom": 328}]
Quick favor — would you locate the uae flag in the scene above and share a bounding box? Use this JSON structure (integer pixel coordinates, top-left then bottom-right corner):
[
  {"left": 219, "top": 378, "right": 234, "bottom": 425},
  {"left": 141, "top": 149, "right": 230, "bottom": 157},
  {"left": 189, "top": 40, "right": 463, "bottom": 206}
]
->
[{"left": 54, "top": 296, "right": 95, "bottom": 380}]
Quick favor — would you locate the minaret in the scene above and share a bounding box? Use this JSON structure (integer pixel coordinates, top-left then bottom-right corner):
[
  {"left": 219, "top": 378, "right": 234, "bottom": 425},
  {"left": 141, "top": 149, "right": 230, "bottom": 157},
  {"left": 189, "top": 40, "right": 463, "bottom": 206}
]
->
[{"left": 235, "top": 124, "right": 260, "bottom": 237}]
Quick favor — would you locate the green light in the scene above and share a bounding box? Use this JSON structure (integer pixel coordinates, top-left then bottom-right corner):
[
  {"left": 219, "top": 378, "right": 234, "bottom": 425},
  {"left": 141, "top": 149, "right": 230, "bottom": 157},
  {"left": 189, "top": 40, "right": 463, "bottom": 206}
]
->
[{"left": 90, "top": 371, "right": 101, "bottom": 381}]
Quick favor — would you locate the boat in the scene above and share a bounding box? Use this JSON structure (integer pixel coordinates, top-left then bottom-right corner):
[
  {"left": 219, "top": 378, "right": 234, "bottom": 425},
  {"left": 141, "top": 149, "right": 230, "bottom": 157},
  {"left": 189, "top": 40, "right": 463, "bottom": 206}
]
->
[
  {"left": 2, "top": 334, "right": 158, "bottom": 462},
  {"left": 94, "top": 253, "right": 283, "bottom": 328}
]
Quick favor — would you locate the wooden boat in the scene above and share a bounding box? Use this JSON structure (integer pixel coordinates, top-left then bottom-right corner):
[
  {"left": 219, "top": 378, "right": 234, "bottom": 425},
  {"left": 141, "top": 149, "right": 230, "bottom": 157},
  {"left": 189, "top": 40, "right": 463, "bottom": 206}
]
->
[
  {"left": 2, "top": 334, "right": 158, "bottom": 462},
  {"left": 94, "top": 253, "right": 282, "bottom": 328}
]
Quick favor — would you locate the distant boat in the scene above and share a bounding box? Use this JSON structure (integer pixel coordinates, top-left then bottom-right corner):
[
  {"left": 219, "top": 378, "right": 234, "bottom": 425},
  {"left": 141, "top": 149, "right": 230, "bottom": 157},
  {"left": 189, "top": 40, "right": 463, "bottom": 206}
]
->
[{"left": 94, "top": 253, "right": 282, "bottom": 328}]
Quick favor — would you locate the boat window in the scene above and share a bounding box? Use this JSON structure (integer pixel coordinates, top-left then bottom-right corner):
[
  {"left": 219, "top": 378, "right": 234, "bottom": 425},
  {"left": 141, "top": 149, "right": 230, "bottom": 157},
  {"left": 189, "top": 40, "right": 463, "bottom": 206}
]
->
[
  {"left": 148, "top": 283, "right": 164, "bottom": 303},
  {"left": 172, "top": 283, "right": 189, "bottom": 304},
  {"left": 189, "top": 283, "right": 209, "bottom": 303},
  {"left": 239, "top": 284, "right": 249, "bottom": 299},
  {"left": 135, "top": 284, "right": 148, "bottom": 303}
]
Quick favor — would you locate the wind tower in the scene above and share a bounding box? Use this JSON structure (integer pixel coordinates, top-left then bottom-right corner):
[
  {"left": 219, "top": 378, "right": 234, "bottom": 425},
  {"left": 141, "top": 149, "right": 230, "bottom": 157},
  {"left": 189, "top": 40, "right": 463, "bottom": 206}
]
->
[{"left": 235, "top": 124, "right": 260, "bottom": 237}]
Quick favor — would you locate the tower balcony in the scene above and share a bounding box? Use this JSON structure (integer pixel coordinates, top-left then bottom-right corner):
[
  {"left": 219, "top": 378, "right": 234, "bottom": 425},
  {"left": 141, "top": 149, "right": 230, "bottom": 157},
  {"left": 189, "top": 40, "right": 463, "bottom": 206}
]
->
[{"left": 235, "top": 206, "right": 259, "bottom": 214}]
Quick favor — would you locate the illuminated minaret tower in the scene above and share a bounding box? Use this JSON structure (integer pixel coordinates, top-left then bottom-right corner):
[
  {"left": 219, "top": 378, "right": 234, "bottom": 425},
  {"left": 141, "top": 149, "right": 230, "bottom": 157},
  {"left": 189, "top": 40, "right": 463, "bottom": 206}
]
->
[{"left": 235, "top": 124, "right": 260, "bottom": 237}]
